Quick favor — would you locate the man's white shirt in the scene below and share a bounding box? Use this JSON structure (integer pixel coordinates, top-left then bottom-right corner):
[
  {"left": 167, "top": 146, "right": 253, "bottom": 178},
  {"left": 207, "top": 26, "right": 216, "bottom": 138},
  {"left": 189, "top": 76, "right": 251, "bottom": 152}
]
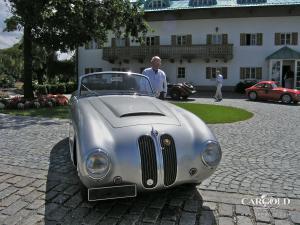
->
[
  {"left": 216, "top": 74, "right": 223, "bottom": 86},
  {"left": 142, "top": 68, "right": 167, "bottom": 96}
]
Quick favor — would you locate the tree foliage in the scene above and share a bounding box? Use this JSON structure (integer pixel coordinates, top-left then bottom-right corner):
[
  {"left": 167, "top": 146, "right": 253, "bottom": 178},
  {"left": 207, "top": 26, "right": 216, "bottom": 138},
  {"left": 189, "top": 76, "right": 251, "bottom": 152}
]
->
[{"left": 4, "top": 0, "right": 148, "bottom": 98}]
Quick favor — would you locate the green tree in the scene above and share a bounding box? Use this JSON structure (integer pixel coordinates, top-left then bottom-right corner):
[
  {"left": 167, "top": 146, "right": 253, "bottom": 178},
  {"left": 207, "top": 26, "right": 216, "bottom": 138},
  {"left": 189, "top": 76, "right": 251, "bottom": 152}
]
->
[{"left": 4, "top": 0, "right": 148, "bottom": 98}]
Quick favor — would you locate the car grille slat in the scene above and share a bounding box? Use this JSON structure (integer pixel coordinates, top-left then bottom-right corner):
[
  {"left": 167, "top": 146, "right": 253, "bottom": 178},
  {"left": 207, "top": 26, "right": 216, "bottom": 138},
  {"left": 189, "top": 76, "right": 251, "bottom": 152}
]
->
[
  {"left": 138, "top": 135, "right": 157, "bottom": 188},
  {"left": 160, "top": 134, "right": 177, "bottom": 186}
]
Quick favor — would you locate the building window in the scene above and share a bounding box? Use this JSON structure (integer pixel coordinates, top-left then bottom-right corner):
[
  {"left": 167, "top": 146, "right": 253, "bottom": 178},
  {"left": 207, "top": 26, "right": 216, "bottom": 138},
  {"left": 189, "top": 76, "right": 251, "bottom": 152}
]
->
[
  {"left": 84, "top": 68, "right": 102, "bottom": 74},
  {"left": 112, "top": 68, "right": 129, "bottom": 72},
  {"left": 237, "top": 0, "right": 267, "bottom": 4},
  {"left": 240, "top": 33, "right": 263, "bottom": 46},
  {"left": 206, "top": 67, "right": 228, "bottom": 79},
  {"left": 115, "top": 38, "right": 126, "bottom": 47},
  {"left": 176, "top": 36, "right": 187, "bottom": 46},
  {"left": 146, "top": 37, "right": 155, "bottom": 46},
  {"left": 240, "top": 67, "right": 262, "bottom": 80},
  {"left": 148, "top": 0, "right": 166, "bottom": 8},
  {"left": 190, "top": 0, "right": 216, "bottom": 6},
  {"left": 177, "top": 67, "right": 185, "bottom": 78},
  {"left": 275, "top": 32, "right": 298, "bottom": 45},
  {"left": 207, "top": 34, "right": 228, "bottom": 45}
]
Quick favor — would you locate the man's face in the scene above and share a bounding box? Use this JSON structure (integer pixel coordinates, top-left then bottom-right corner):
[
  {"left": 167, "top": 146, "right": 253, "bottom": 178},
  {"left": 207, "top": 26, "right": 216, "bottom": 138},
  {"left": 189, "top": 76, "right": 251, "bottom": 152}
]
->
[{"left": 151, "top": 59, "right": 161, "bottom": 70}]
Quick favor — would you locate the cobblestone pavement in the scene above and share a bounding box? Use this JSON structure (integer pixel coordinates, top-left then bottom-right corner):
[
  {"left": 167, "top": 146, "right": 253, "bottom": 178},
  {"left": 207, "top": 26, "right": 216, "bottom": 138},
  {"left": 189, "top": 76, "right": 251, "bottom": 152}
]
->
[{"left": 0, "top": 98, "right": 299, "bottom": 225}]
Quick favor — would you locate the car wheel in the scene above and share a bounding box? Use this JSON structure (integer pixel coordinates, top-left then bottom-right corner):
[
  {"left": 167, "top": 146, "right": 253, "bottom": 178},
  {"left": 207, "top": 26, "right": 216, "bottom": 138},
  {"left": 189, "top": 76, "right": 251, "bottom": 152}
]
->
[
  {"left": 170, "top": 90, "right": 181, "bottom": 100},
  {"left": 248, "top": 91, "right": 257, "bottom": 101},
  {"left": 281, "top": 94, "right": 292, "bottom": 104}
]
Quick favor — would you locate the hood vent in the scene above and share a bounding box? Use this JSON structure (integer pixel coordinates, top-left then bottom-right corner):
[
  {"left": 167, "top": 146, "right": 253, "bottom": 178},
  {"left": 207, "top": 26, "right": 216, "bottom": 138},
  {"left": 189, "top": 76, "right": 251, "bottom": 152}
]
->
[{"left": 120, "top": 112, "right": 165, "bottom": 118}]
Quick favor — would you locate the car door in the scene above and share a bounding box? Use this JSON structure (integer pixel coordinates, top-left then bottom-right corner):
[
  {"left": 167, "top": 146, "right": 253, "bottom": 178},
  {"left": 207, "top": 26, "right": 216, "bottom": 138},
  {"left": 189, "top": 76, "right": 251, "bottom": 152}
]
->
[{"left": 259, "top": 84, "right": 275, "bottom": 100}]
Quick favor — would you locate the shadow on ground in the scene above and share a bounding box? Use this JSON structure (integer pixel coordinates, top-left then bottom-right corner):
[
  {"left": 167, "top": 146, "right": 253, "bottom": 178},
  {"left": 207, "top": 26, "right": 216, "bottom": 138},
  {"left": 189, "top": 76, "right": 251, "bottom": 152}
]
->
[{"left": 44, "top": 138, "right": 217, "bottom": 225}]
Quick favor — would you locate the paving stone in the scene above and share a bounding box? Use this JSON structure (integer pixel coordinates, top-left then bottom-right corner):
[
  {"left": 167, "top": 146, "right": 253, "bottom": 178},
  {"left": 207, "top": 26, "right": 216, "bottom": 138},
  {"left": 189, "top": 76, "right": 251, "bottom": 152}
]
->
[
  {"left": 82, "top": 210, "right": 105, "bottom": 225},
  {"left": 1, "top": 200, "right": 28, "bottom": 215},
  {"left": 46, "top": 206, "right": 70, "bottom": 221},
  {"left": 16, "top": 186, "right": 35, "bottom": 196},
  {"left": 98, "top": 217, "right": 118, "bottom": 225},
  {"left": 22, "top": 214, "right": 44, "bottom": 225},
  {"left": 183, "top": 200, "right": 199, "bottom": 213},
  {"left": 23, "top": 190, "right": 43, "bottom": 202},
  {"left": 253, "top": 207, "right": 271, "bottom": 223},
  {"left": 26, "top": 199, "right": 45, "bottom": 210},
  {"left": 218, "top": 217, "right": 235, "bottom": 225},
  {"left": 218, "top": 203, "right": 233, "bottom": 217},
  {"left": 270, "top": 209, "right": 288, "bottom": 219},
  {"left": 202, "top": 202, "right": 217, "bottom": 211},
  {"left": 0, "top": 186, "right": 18, "bottom": 200},
  {"left": 161, "top": 207, "right": 178, "bottom": 221},
  {"left": 63, "top": 185, "right": 80, "bottom": 195},
  {"left": 237, "top": 216, "right": 254, "bottom": 225},
  {"left": 0, "top": 174, "right": 14, "bottom": 183},
  {"left": 14, "top": 177, "right": 35, "bottom": 188},
  {"left": 6, "top": 176, "right": 23, "bottom": 185},
  {"left": 0, "top": 194, "right": 21, "bottom": 207},
  {"left": 3, "top": 209, "right": 32, "bottom": 225},
  {"left": 63, "top": 192, "right": 82, "bottom": 208},
  {"left": 51, "top": 193, "right": 70, "bottom": 204},
  {"left": 169, "top": 198, "right": 184, "bottom": 207},
  {"left": 129, "top": 203, "right": 147, "bottom": 215},
  {"left": 119, "top": 215, "right": 140, "bottom": 225},
  {"left": 142, "top": 208, "right": 161, "bottom": 223},
  {"left": 107, "top": 204, "right": 130, "bottom": 218},
  {"left": 290, "top": 211, "right": 300, "bottom": 224},
  {"left": 30, "top": 179, "right": 46, "bottom": 188},
  {"left": 0, "top": 183, "right": 10, "bottom": 192},
  {"left": 179, "top": 212, "right": 197, "bottom": 225},
  {"left": 236, "top": 205, "right": 252, "bottom": 216},
  {"left": 199, "top": 210, "right": 216, "bottom": 225},
  {"left": 150, "top": 197, "right": 167, "bottom": 209},
  {"left": 274, "top": 220, "right": 291, "bottom": 225}
]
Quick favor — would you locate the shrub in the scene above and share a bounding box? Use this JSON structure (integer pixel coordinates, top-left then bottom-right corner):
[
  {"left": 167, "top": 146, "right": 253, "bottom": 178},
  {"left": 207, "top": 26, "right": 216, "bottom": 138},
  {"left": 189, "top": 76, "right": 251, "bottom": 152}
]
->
[
  {"left": 66, "top": 82, "right": 77, "bottom": 94},
  {"left": 36, "top": 85, "right": 48, "bottom": 96},
  {"left": 235, "top": 80, "right": 257, "bottom": 94},
  {"left": 57, "top": 83, "right": 66, "bottom": 94},
  {"left": 48, "top": 84, "right": 58, "bottom": 94},
  {"left": 0, "top": 74, "right": 15, "bottom": 88}
]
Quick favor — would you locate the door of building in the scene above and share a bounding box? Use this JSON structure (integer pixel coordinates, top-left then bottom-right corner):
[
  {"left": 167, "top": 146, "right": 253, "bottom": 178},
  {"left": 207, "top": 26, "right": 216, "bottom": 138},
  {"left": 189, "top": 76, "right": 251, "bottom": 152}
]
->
[{"left": 296, "top": 60, "right": 300, "bottom": 89}]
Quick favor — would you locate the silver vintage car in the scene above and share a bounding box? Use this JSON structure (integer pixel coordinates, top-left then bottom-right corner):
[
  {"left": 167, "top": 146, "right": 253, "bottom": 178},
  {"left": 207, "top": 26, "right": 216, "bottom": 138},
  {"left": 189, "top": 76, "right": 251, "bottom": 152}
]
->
[{"left": 69, "top": 72, "right": 222, "bottom": 201}]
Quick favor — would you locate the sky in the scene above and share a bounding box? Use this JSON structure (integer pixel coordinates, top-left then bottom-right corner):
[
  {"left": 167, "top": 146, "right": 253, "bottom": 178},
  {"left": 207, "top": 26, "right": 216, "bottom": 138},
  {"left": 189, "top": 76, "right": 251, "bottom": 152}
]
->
[{"left": 0, "top": 0, "right": 22, "bottom": 49}]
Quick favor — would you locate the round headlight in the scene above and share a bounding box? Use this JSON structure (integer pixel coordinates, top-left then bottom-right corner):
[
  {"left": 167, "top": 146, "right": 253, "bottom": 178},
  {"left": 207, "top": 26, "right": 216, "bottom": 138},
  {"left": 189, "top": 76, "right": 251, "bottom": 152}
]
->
[
  {"left": 201, "top": 141, "right": 222, "bottom": 167},
  {"left": 86, "top": 150, "right": 110, "bottom": 179}
]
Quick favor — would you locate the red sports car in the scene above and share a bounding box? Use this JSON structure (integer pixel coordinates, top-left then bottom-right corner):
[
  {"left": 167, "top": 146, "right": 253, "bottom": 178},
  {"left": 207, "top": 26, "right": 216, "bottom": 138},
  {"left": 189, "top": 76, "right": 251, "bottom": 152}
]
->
[{"left": 245, "top": 81, "right": 300, "bottom": 104}]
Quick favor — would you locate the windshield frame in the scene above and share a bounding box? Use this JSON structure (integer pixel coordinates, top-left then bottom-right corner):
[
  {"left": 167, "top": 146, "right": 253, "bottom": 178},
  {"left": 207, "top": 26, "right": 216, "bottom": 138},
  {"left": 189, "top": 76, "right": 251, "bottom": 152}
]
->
[{"left": 78, "top": 71, "right": 154, "bottom": 98}]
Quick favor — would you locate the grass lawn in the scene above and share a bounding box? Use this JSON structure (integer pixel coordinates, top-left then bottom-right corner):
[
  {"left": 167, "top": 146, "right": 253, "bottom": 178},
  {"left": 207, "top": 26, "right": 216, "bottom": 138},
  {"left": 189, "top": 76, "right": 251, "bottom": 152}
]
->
[
  {"left": 0, "top": 106, "right": 69, "bottom": 119},
  {"left": 0, "top": 103, "right": 253, "bottom": 124},
  {"left": 174, "top": 103, "right": 253, "bottom": 124}
]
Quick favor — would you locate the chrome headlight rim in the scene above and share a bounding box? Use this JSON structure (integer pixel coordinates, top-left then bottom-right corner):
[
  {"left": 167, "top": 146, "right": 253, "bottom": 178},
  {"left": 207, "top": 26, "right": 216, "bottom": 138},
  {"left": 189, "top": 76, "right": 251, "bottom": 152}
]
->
[
  {"left": 201, "top": 140, "right": 222, "bottom": 168},
  {"left": 86, "top": 149, "right": 111, "bottom": 180}
]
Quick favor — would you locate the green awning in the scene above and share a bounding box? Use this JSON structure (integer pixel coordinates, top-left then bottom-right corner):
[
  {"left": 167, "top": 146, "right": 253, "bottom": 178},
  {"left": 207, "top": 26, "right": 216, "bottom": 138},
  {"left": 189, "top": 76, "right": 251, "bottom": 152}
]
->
[{"left": 266, "top": 46, "right": 300, "bottom": 60}]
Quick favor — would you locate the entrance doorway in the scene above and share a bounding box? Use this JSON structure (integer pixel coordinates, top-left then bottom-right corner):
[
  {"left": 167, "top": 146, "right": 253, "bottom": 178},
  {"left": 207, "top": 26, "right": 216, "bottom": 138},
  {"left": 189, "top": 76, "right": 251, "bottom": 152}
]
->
[{"left": 282, "top": 60, "right": 295, "bottom": 88}]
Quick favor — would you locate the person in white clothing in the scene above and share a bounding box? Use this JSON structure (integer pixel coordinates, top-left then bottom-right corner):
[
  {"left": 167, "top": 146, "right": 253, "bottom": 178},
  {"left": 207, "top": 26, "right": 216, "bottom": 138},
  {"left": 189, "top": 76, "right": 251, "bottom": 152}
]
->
[
  {"left": 214, "top": 70, "right": 223, "bottom": 101},
  {"left": 142, "top": 56, "right": 167, "bottom": 99}
]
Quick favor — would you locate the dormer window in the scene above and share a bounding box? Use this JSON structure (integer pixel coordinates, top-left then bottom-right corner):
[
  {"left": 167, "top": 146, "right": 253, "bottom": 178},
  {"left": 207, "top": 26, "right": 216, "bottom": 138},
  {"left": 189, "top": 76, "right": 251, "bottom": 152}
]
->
[
  {"left": 237, "top": 0, "right": 267, "bottom": 4},
  {"left": 146, "top": 0, "right": 170, "bottom": 9},
  {"left": 189, "top": 0, "right": 216, "bottom": 6}
]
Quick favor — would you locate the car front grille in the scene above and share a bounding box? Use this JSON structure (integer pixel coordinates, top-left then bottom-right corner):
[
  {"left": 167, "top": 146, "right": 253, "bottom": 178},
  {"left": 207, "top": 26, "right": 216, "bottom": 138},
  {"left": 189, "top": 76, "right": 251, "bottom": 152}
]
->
[
  {"left": 160, "top": 134, "right": 177, "bottom": 186},
  {"left": 138, "top": 135, "right": 158, "bottom": 188},
  {"left": 138, "top": 134, "right": 177, "bottom": 188}
]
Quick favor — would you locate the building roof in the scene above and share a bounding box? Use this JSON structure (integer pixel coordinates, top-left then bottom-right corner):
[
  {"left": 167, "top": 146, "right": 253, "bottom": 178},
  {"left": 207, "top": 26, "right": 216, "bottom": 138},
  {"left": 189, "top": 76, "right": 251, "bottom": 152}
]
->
[
  {"left": 131, "top": 0, "right": 300, "bottom": 12},
  {"left": 266, "top": 46, "right": 300, "bottom": 60}
]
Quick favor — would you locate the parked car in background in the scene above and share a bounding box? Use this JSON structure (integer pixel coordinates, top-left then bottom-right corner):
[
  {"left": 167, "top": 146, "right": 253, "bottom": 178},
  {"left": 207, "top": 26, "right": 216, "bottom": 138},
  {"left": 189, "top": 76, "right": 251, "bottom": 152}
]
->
[
  {"left": 69, "top": 72, "right": 222, "bottom": 201},
  {"left": 245, "top": 81, "right": 300, "bottom": 104},
  {"left": 167, "top": 82, "right": 197, "bottom": 100}
]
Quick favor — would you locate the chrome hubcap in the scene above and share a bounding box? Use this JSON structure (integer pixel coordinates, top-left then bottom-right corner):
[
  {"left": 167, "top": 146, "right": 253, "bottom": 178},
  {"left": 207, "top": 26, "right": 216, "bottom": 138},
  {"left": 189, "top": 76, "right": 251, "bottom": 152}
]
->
[
  {"left": 250, "top": 92, "right": 256, "bottom": 99},
  {"left": 282, "top": 95, "right": 291, "bottom": 103}
]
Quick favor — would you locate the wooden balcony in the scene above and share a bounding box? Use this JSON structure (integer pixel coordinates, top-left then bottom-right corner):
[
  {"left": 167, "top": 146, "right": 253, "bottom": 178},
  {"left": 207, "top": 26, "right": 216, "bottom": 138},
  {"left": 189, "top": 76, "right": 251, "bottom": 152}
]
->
[{"left": 102, "top": 44, "right": 233, "bottom": 62}]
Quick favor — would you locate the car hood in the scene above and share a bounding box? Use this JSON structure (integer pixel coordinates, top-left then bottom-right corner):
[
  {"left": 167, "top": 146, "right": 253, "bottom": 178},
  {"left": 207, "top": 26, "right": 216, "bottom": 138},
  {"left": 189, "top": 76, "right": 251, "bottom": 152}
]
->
[{"left": 83, "top": 95, "right": 181, "bottom": 128}]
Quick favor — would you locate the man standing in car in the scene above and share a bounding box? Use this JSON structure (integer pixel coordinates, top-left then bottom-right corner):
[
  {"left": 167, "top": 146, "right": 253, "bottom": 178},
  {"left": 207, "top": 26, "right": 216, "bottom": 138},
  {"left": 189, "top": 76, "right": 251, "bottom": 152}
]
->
[
  {"left": 142, "top": 56, "right": 167, "bottom": 99},
  {"left": 214, "top": 70, "right": 223, "bottom": 101}
]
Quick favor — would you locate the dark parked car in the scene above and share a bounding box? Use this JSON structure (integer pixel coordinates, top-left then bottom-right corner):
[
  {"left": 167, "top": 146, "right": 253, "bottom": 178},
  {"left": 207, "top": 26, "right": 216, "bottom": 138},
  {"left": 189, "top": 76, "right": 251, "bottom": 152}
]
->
[{"left": 167, "top": 82, "right": 197, "bottom": 100}]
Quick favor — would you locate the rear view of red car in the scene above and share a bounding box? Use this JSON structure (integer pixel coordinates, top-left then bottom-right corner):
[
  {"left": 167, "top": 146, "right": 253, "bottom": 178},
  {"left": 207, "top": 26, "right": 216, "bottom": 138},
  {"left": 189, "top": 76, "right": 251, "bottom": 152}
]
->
[{"left": 245, "top": 81, "right": 300, "bottom": 104}]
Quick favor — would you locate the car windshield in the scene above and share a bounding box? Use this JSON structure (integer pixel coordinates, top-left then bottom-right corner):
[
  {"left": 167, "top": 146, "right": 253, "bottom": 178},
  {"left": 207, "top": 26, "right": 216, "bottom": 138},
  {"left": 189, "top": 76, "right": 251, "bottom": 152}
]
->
[
  {"left": 79, "top": 72, "right": 154, "bottom": 97},
  {"left": 271, "top": 83, "right": 280, "bottom": 88}
]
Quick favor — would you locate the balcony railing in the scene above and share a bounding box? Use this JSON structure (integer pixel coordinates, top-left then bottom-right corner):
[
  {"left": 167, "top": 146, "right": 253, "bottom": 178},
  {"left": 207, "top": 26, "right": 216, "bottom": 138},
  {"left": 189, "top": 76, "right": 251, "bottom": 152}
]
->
[{"left": 102, "top": 44, "right": 233, "bottom": 62}]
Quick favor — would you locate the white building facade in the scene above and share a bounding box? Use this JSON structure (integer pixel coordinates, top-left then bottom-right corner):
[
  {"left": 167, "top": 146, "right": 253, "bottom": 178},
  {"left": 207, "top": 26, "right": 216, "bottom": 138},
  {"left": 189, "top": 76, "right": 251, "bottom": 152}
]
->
[{"left": 77, "top": 0, "right": 300, "bottom": 90}]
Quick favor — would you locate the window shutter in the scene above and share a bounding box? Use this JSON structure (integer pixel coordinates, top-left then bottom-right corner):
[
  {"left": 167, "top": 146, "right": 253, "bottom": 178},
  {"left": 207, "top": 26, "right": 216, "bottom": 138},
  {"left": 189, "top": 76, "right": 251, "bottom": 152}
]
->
[
  {"left": 186, "top": 34, "right": 192, "bottom": 45},
  {"left": 154, "top": 36, "right": 160, "bottom": 46},
  {"left": 240, "top": 33, "right": 246, "bottom": 46},
  {"left": 207, "top": 34, "right": 212, "bottom": 44},
  {"left": 222, "top": 67, "right": 228, "bottom": 79},
  {"left": 256, "top": 67, "right": 262, "bottom": 79},
  {"left": 171, "top": 35, "right": 176, "bottom": 46},
  {"left": 275, "top": 33, "right": 281, "bottom": 45},
  {"left": 292, "top": 32, "right": 298, "bottom": 45},
  {"left": 125, "top": 37, "right": 130, "bottom": 47},
  {"left": 222, "top": 34, "right": 228, "bottom": 44},
  {"left": 257, "top": 33, "right": 263, "bottom": 46},
  {"left": 206, "top": 67, "right": 212, "bottom": 79},
  {"left": 111, "top": 38, "right": 116, "bottom": 47},
  {"left": 240, "top": 68, "right": 244, "bottom": 79}
]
